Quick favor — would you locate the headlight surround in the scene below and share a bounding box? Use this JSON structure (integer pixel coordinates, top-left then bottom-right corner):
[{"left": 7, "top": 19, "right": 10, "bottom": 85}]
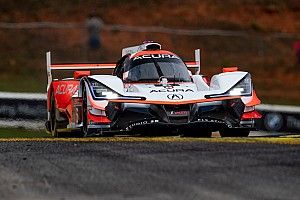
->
[
  {"left": 205, "top": 73, "right": 252, "bottom": 98},
  {"left": 226, "top": 73, "right": 252, "bottom": 96},
  {"left": 89, "top": 79, "right": 119, "bottom": 99}
]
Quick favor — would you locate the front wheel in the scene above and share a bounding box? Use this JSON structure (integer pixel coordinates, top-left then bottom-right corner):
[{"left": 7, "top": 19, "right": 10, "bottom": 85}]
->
[
  {"left": 219, "top": 129, "right": 250, "bottom": 137},
  {"left": 181, "top": 131, "right": 212, "bottom": 138},
  {"left": 82, "top": 88, "right": 89, "bottom": 137}
]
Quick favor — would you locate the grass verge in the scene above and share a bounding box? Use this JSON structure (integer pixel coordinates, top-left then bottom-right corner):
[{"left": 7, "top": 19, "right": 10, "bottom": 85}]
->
[{"left": 0, "top": 128, "right": 50, "bottom": 138}]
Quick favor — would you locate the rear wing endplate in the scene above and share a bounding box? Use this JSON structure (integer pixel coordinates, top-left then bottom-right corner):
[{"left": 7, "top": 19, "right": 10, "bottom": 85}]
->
[{"left": 184, "top": 49, "right": 201, "bottom": 74}]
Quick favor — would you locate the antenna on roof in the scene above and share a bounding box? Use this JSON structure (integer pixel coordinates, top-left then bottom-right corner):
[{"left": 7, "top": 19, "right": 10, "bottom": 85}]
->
[{"left": 121, "top": 42, "right": 162, "bottom": 57}]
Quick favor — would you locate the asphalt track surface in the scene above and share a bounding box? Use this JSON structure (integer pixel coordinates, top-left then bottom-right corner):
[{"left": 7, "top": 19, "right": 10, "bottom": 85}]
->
[{"left": 0, "top": 136, "right": 299, "bottom": 200}]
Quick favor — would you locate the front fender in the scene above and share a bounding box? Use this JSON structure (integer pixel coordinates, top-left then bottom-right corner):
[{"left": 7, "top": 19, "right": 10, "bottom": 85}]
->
[
  {"left": 88, "top": 75, "right": 125, "bottom": 95},
  {"left": 210, "top": 71, "right": 249, "bottom": 92}
]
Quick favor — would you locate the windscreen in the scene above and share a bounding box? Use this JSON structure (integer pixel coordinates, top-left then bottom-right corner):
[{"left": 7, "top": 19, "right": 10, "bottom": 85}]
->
[{"left": 125, "top": 54, "right": 191, "bottom": 82}]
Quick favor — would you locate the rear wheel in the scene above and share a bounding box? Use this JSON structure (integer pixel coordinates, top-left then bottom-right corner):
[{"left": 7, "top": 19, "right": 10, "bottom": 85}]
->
[
  {"left": 50, "top": 94, "right": 60, "bottom": 137},
  {"left": 219, "top": 129, "right": 250, "bottom": 137}
]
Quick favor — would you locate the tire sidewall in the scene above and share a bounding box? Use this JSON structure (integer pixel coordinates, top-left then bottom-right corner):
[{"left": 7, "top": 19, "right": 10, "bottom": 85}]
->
[
  {"left": 50, "top": 93, "right": 59, "bottom": 137},
  {"left": 82, "top": 88, "right": 89, "bottom": 137}
]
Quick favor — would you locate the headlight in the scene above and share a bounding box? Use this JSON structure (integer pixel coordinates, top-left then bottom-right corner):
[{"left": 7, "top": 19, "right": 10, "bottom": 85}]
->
[
  {"left": 227, "top": 73, "right": 252, "bottom": 96},
  {"left": 89, "top": 79, "right": 119, "bottom": 99}
]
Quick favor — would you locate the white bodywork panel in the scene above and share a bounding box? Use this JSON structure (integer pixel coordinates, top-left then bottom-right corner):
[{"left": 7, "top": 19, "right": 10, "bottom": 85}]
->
[
  {"left": 87, "top": 71, "right": 248, "bottom": 104},
  {"left": 192, "top": 75, "right": 209, "bottom": 91},
  {"left": 90, "top": 75, "right": 125, "bottom": 95},
  {"left": 210, "top": 72, "right": 247, "bottom": 91}
]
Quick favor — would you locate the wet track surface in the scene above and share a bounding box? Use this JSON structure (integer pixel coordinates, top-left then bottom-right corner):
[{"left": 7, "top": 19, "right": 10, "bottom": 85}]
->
[{"left": 0, "top": 137, "right": 299, "bottom": 200}]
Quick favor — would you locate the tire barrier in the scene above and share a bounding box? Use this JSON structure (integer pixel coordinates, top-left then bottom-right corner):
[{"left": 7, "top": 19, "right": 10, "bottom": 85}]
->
[{"left": 256, "top": 104, "right": 300, "bottom": 133}]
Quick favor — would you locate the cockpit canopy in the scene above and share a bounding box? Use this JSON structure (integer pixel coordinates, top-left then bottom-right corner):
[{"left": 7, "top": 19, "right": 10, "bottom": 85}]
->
[{"left": 123, "top": 53, "right": 191, "bottom": 83}]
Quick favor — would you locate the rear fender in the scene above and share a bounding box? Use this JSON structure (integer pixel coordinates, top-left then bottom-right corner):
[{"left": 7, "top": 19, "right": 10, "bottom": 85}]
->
[{"left": 51, "top": 80, "right": 79, "bottom": 110}]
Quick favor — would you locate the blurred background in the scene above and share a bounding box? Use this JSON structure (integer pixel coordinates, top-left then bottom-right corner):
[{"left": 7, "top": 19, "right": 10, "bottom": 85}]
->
[{"left": 0, "top": 0, "right": 299, "bottom": 105}]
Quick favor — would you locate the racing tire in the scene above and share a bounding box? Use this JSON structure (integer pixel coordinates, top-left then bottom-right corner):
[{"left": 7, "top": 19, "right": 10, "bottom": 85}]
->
[
  {"left": 219, "top": 129, "right": 250, "bottom": 137},
  {"left": 82, "top": 88, "right": 89, "bottom": 137},
  {"left": 50, "top": 93, "right": 60, "bottom": 137}
]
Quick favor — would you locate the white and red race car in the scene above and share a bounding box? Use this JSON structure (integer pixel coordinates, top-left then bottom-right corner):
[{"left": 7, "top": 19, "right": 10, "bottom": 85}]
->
[{"left": 45, "top": 42, "right": 261, "bottom": 137}]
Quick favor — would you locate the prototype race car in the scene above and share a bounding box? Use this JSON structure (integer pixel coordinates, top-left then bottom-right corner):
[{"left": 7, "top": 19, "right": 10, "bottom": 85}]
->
[{"left": 45, "top": 42, "right": 261, "bottom": 137}]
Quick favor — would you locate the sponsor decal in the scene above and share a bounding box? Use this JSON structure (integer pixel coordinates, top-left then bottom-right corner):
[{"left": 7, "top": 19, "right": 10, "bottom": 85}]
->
[
  {"left": 56, "top": 84, "right": 78, "bottom": 95},
  {"left": 164, "top": 85, "right": 174, "bottom": 89},
  {"left": 197, "top": 118, "right": 232, "bottom": 128},
  {"left": 197, "top": 118, "right": 223, "bottom": 123},
  {"left": 169, "top": 110, "right": 189, "bottom": 116},
  {"left": 167, "top": 94, "right": 183, "bottom": 100},
  {"left": 133, "top": 54, "right": 179, "bottom": 61},
  {"left": 126, "top": 119, "right": 159, "bottom": 131},
  {"left": 150, "top": 89, "right": 194, "bottom": 93}
]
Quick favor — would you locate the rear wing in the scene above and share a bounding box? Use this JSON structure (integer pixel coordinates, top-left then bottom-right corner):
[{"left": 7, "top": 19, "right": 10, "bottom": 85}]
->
[
  {"left": 46, "top": 49, "right": 201, "bottom": 90},
  {"left": 46, "top": 51, "right": 116, "bottom": 90}
]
